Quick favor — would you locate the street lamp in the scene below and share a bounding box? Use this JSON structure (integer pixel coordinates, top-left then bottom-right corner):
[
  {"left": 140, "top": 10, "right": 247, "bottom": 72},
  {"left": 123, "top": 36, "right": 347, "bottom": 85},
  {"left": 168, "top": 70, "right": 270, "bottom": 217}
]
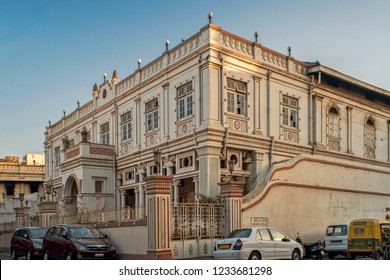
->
[{"left": 153, "top": 149, "right": 161, "bottom": 175}]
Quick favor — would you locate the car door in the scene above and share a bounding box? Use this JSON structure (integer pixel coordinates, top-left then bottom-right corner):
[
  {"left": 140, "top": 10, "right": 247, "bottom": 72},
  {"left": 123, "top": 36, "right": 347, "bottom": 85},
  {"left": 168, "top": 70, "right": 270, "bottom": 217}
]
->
[
  {"left": 268, "top": 228, "right": 291, "bottom": 259},
  {"left": 56, "top": 227, "right": 70, "bottom": 259},
  {"left": 12, "top": 230, "right": 22, "bottom": 256},
  {"left": 50, "top": 226, "right": 62, "bottom": 259},
  {"left": 20, "top": 229, "right": 30, "bottom": 256},
  {"left": 256, "top": 228, "right": 275, "bottom": 259}
]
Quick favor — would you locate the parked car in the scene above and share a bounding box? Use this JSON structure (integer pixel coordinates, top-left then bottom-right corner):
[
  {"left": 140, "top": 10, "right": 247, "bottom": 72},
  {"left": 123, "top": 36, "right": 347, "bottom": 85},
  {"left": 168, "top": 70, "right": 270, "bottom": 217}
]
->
[
  {"left": 214, "top": 227, "right": 303, "bottom": 260},
  {"left": 42, "top": 224, "right": 116, "bottom": 260},
  {"left": 10, "top": 227, "right": 47, "bottom": 260},
  {"left": 324, "top": 223, "right": 349, "bottom": 259}
]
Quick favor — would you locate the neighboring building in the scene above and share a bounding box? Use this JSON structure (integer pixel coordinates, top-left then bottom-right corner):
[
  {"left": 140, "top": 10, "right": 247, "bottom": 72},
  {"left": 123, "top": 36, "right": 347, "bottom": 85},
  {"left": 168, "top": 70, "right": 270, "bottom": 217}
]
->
[
  {"left": 43, "top": 20, "right": 390, "bottom": 241},
  {"left": 0, "top": 154, "right": 45, "bottom": 225}
]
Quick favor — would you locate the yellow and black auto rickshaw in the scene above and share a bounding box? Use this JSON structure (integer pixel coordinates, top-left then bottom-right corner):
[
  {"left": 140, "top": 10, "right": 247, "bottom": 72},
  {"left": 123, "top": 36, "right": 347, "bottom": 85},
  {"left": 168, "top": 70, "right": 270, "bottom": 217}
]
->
[{"left": 348, "top": 218, "right": 390, "bottom": 259}]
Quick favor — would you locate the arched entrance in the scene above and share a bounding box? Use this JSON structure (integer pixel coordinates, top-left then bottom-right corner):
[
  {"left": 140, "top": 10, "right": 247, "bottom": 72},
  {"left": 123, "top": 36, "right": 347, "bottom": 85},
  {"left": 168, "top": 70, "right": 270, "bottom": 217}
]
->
[{"left": 61, "top": 175, "right": 79, "bottom": 216}]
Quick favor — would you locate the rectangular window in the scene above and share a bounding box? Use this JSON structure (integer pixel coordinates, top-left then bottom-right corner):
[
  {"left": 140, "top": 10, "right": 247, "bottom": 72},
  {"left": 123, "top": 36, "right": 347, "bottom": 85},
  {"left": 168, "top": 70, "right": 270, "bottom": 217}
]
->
[
  {"left": 146, "top": 99, "right": 159, "bottom": 132},
  {"left": 100, "top": 122, "right": 110, "bottom": 144},
  {"left": 281, "top": 95, "right": 299, "bottom": 129},
  {"left": 121, "top": 112, "right": 132, "bottom": 141},
  {"left": 328, "top": 116, "right": 340, "bottom": 137},
  {"left": 95, "top": 181, "right": 103, "bottom": 194},
  {"left": 366, "top": 126, "right": 375, "bottom": 147},
  {"left": 54, "top": 146, "right": 60, "bottom": 167},
  {"left": 177, "top": 83, "right": 193, "bottom": 120},
  {"left": 226, "top": 79, "right": 247, "bottom": 116}
]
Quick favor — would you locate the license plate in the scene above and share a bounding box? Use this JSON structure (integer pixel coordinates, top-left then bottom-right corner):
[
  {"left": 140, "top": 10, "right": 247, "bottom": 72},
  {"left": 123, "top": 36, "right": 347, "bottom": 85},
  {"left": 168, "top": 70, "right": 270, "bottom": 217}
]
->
[
  {"left": 95, "top": 253, "right": 104, "bottom": 257},
  {"left": 218, "top": 244, "right": 231, "bottom": 249}
]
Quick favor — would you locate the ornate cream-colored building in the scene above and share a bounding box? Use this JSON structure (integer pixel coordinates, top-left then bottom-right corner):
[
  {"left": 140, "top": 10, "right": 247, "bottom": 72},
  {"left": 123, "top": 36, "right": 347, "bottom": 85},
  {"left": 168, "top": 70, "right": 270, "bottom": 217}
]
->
[
  {"left": 43, "top": 19, "right": 390, "bottom": 241},
  {"left": 0, "top": 154, "right": 45, "bottom": 225}
]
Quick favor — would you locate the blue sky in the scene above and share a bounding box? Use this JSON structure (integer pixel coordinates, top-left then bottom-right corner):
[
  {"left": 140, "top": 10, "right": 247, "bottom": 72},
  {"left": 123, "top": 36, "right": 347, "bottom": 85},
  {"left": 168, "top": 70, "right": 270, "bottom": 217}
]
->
[{"left": 1, "top": 0, "right": 389, "bottom": 159}]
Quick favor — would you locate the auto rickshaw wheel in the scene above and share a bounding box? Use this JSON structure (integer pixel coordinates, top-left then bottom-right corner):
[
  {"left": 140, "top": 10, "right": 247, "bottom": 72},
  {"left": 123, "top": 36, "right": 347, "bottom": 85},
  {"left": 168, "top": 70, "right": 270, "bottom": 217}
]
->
[{"left": 373, "top": 251, "right": 383, "bottom": 260}]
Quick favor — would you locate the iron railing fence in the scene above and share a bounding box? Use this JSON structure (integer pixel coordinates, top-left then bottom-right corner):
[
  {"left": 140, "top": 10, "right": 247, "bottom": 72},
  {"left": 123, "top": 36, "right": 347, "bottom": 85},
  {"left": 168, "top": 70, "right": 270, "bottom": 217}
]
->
[{"left": 171, "top": 202, "right": 224, "bottom": 240}]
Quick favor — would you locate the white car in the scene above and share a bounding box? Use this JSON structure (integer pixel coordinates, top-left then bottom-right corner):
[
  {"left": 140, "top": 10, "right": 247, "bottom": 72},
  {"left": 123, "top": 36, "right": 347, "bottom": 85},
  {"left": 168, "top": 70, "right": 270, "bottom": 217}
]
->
[{"left": 214, "top": 227, "right": 303, "bottom": 260}]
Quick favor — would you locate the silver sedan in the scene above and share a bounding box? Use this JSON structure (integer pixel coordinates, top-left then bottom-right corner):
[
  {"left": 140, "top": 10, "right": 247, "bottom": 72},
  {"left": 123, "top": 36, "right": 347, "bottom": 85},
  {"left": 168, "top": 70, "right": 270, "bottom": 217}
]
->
[{"left": 214, "top": 227, "right": 303, "bottom": 260}]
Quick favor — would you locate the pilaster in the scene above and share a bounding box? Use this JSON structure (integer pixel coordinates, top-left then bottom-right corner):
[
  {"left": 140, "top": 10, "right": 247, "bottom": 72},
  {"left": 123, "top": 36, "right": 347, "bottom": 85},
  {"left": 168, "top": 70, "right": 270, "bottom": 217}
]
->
[
  {"left": 218, "top": 179, "right": 245, "bottom": 237},
  {"left": 144, "top": 175, "right": 173, "bottom": 260}
]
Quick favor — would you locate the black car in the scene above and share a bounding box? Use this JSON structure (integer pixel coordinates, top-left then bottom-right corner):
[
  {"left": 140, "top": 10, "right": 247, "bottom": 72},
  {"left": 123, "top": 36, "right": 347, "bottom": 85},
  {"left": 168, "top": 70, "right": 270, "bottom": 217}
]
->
[
  {"left": 10, "top": 227, "right": 47, "bottom": 260},
  {"left": 42, "top": 224, "right": 116, "bottom": 260}
]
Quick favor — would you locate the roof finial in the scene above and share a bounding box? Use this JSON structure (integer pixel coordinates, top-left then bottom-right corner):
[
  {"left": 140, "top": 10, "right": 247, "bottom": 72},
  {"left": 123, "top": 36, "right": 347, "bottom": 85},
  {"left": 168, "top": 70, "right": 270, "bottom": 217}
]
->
[
  {"left": 112, "top": 70, "right": 118, "bottom": 80},
  {"left": 93, "top": 83, "right": 98, "bottom": 92},
  {"left": 254, "top": 31, "right": 259, "bottom": 43},
  {"left": 288, "top": 46, "right": 292, "bottom": 57},
  {"left": 165, "top": 40, "right": 170, "bottom": 52},
  {"left": 208, "top": 12, "right": 213, "bottom": 24}
]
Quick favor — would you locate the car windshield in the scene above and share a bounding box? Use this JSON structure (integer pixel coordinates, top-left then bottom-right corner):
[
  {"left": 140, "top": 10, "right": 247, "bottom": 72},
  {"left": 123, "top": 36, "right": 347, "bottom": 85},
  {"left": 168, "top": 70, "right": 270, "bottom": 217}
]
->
[
  {"left": 227, "top": 228, "right": 252, "bottom": 238},
  {"left": 69, "top": 227, "right": 105, "bottom": 239},
  {"left": 30, "top": 228, "right": 46, "bottom": 239},
  {"left": 326, "top": 225, "right": 347, "bottom": 236}
]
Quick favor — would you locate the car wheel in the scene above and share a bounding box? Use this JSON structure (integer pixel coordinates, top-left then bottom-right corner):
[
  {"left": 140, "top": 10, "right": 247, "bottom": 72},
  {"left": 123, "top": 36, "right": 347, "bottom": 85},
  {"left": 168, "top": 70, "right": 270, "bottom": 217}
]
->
[
  {"left": 316, "top": 253, "right": 323, "bottom": 260},
  {"left": 43, "top": 250, "right": 50, "bottom": 260},
  {"left": 26, "top": 251, "right": 32, "bottom": 260},
  {"left": 249, "top": 252, "right": 261, "bottom": 260},
  {"left": 11, "top": 248, "right": 18, "bottom": 260},
  {"left": 65, "top": 252, "right": 73, "bottom": 260},
  {"left": 373, "top": 251, "right": 383, "bottom": 260},
  {"left": 291, "top": 249, "right": 301, "bottom": 260}
]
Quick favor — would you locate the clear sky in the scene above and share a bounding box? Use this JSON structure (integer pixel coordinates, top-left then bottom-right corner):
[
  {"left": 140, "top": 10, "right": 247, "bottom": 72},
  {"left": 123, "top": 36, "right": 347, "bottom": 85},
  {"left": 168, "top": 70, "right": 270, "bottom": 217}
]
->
[{"left": 1, "top": 0, "right": 389, "bottom": 159}]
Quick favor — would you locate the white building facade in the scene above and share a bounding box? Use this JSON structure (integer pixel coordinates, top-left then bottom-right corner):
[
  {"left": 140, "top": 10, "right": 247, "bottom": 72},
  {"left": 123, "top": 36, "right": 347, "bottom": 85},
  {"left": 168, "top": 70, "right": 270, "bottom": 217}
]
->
[{"left": 44, "top": 22, "right": 390, "bottom": 240}]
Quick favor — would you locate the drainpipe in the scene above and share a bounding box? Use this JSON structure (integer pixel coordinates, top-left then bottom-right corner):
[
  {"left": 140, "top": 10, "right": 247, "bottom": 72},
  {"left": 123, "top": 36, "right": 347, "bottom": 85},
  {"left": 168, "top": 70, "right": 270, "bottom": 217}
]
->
[
  {"left": 268, "top": 136, "right": 275, "bottom": 171},
  {"left": 222, "top": 128, "right": 229, "bottom": 165}
]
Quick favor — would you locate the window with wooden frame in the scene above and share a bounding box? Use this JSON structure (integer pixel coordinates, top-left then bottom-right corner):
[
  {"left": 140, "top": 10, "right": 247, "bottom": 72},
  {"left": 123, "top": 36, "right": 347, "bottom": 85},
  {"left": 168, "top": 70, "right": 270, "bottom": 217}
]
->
[
  {"left": 121, "top": 112, "right": 132, "bottom": 141},
  {"left": 146, "top": 99, "right": 159, "bottom": 132},
  {"left": 226, "top": 78, "right": 247, "bottom": 116},
  {"left": 100, "top": 122, "right": 109, "bottom": 144},
  {"left": 282, "top": 95, "right": 299, "bottom": 129},
  {"left": 177, "top": 83, "right": 193, "bottom": 120},
  {"left": 328, "top": 106, "right": 340, "bottom": 138},
  {"left": 54, "top": 146, "right": 60, "bottom": 167}
]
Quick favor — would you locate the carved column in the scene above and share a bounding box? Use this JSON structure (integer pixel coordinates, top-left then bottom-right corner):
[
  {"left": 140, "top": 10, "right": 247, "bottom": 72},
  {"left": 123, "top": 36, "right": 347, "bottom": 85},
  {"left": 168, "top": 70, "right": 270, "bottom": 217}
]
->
[
  {"left": 134, "top": 187, "right": 139, "bottom": 219},
  {"left": 218, "top": 179, "right": 245, "bottom": 237},
  {"left": 120, "top": 190, "right": 126, "bottom": 208},
  {"left": 193, "top": 175, "right": 199, "bottom": 200},
  {"left": 138, "top": 185, "right": 145, "bottom": 218},
  {"left": 172, "top": 179, "right": 180, "bottom": 206},
  {"left": 145, "top": 175, "right": 173, "bottom": 260}
]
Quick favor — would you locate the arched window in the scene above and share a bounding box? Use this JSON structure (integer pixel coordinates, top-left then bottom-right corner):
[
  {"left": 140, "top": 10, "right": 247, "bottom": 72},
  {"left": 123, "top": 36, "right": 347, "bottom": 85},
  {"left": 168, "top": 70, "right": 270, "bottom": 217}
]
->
[
  {"left": 328, "top": 106, "right": 340, "bottom": 138},
  {"left": 365, "top": 117, "right": 375, "bottom": 158},
  {"left": 365, "top": 117, "right": 375, "bottom": 147}
]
